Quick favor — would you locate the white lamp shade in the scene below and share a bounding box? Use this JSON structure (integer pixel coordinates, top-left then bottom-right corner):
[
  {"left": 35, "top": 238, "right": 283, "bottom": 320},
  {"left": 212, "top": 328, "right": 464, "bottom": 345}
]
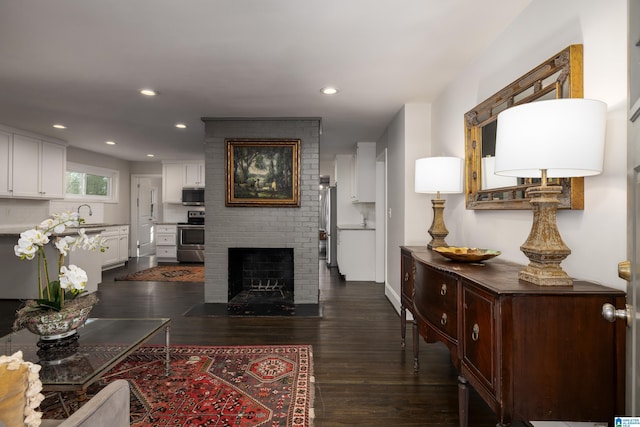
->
[
  {"left": 494, "top": 98, "right": 607, "bottom": 178},
  {"left": 415, "top": 156, "right": 463, "bottom": 194}
]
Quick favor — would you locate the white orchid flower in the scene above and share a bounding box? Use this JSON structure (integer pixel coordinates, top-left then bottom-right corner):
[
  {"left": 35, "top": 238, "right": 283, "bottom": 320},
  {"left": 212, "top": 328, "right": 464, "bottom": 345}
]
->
[
  {"left": 38, "top": 218, "right": 55, "bottom": 235},
  {"left": 14, "top": 229, "right": 48, "bottom": 260},
  {"left": 21, "top": 228, "right": 49, "bottom": 246},
  {"left": 54, "top": 236, "right": 77, "bottom": 256},
  {"left": 59, "top": 265, "right": 88, "bottom": 292}
]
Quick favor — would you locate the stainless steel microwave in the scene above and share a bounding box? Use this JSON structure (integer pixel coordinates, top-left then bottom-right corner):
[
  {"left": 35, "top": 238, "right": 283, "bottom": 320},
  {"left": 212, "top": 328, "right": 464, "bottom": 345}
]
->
[{"left": 182, "top": 187, "right": 205, "bottom": 206}]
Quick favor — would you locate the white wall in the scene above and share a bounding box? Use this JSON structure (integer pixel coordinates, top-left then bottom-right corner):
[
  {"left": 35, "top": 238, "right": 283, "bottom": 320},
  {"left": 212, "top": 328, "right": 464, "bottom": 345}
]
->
[
  {"left": 404, "top": 104, "right": 433, "bottom": 246},
  {"left": 382, "top": 104, "right": 432, "bottom": 310},
  {"left": 431, "top": 0, "right": 628, "bottom": 290}
]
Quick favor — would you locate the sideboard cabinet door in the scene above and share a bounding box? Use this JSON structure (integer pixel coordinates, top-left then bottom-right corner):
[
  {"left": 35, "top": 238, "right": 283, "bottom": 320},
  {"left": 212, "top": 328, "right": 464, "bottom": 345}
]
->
[{"left": 461, "top": 283, "right": 496, "bottom": 398}]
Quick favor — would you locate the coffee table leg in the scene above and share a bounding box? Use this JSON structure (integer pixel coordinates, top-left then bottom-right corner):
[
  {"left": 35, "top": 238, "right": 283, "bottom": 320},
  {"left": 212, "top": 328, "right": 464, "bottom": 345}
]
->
[
  {"left": 165, "top": 324, "right": 171, "bottom": 376},
  {"left": 75, "top": 389, "right": 88, "bottom": 402}
]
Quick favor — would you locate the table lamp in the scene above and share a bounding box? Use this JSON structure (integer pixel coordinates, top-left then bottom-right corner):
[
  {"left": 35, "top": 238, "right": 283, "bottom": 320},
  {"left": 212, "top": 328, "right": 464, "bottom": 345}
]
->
[
  {"left": 415, "top": 156, "right": 463, "bottom": 249},
  {"left": 494, "top": 98, "right": 607, "bottom": 286}
]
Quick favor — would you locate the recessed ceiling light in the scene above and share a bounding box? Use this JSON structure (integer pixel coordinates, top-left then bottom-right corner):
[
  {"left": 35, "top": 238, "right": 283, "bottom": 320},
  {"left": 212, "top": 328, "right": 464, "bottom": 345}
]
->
[
  {"left": 140, "top": 89, "right": 157, "bottom": 96},
  {"left": 105, "top": 141, "right": 116, "bottom": 145},
  {"left": 175, "top": 123, "right": 187, "bottom": 129},
  {"left": 146, "top": 154, "right": 155, "bottom": 157},
  {"left": 52, "top": 124, "right": 67, "bottom": 129},
  {"left": 321, "top": 87, "right": 338, "bottom": 95}
]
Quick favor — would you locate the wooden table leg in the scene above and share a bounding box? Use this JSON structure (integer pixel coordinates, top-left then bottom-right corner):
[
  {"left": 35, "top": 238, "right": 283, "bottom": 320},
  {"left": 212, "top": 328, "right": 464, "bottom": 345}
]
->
[
  {"left": 412, "top": 318, "right": 419, "bottom": 372},
  {"left": 401, "top": 304, "right": 406, "bottom": 348},
  {"left": 458, "top": 375, "right": 469, "bottom": 427},
  {"left": 73, "top": 389, "right": 88, "bottom": 402},
  {"left": 164, "top": 324, "right": 171, "bottom": 376}
]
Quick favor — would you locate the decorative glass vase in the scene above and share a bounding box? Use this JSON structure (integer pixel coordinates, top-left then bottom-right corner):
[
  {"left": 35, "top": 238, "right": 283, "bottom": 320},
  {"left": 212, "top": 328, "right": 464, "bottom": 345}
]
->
[{"left": 14, "top": 293, "right": 98, "bottom": 342}]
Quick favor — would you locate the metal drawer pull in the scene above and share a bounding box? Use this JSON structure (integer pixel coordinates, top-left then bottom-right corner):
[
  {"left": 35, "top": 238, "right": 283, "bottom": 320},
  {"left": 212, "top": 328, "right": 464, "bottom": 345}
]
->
[
  {"left": 440, "top": 313, "right": 447, "bottom": 325},
  {"left": 440, "top": 284, "right": 447, "bottom": 295},
  {"left": 471, "top": 324, "right": 480, "bottom": 341},
  {"left": 404, "top": 272, "right": 409, "bottom": 282}
]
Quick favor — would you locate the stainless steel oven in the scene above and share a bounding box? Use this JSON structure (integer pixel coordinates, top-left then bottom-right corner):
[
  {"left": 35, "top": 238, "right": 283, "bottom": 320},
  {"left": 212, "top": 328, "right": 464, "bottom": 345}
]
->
[{"left": 177, "top": 211, "right": 205, "bottom": 263}]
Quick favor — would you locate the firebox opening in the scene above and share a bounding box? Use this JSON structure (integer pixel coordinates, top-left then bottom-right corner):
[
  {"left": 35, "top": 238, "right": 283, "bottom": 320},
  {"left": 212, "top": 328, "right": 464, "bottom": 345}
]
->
[{"left": 228, "top": 248, "right": 294, "bottom": 311}]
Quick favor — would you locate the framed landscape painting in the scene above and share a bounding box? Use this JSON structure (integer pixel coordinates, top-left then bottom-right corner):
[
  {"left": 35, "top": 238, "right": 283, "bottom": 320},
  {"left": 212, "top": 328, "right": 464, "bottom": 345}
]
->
[{"left": 226, "top": 139, "right": 301, "bottom": 207}]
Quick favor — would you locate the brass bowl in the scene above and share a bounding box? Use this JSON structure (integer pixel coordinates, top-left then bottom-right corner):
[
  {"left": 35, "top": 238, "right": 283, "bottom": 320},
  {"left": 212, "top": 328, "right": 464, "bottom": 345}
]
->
[{"left": 433, "top": 246, "right": 501, "bottom": 262}]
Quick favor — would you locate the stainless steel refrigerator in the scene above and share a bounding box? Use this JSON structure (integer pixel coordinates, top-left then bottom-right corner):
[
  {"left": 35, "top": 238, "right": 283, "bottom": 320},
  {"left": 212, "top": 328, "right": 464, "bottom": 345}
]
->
[{"left": 320, "top": 185, "right": 337, "bottom": 267}]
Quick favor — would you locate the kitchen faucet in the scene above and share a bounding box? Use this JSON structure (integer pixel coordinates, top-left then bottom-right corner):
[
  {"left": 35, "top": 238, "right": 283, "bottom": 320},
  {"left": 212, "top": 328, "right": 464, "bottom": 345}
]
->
[{"left": 77, "top": 204, "right": 93, "bottom": 217}]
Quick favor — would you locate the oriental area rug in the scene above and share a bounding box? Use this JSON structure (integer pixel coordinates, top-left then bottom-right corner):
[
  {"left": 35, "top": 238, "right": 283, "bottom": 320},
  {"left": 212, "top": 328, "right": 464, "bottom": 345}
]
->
[
  {"left": 115, "top": 265, "right": 204, "bottom": 282},
  {"left": 41, "top": 344, "right": 314, "bottom": 427}
]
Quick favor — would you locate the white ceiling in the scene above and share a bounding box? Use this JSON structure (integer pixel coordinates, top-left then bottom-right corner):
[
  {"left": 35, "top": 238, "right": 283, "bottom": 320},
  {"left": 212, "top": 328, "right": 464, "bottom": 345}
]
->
[{"left": 0, "top": 0, "right": 530, "bottom": 164}]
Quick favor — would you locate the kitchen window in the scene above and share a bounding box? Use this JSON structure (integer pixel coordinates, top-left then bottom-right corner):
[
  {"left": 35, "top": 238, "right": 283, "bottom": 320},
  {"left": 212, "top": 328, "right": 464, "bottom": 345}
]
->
[{"left": 65, "top": 162, "right": 119, "bottom": 202}]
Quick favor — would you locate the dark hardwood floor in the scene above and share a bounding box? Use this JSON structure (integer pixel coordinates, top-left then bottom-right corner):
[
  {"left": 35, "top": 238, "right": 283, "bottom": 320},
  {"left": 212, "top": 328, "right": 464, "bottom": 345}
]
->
[{"left": 1, "top": 256, "right": 500, "bottom": 426}]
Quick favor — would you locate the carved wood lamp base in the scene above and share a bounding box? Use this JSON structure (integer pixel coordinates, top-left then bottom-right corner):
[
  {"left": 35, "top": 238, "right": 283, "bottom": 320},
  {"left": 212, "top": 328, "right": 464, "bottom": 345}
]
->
[
  {"left": 427, "top": 198, "right": 449, "bottom": 250},
  {"left": 519, "top": 184, "right": 573, "bottom": 286}
]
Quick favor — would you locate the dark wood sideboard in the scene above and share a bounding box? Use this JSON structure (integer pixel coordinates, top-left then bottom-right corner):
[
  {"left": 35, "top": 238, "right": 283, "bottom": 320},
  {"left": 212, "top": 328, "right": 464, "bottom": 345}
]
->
[{"left": 400, "top": 246, "right": 626, "bottom": 427}]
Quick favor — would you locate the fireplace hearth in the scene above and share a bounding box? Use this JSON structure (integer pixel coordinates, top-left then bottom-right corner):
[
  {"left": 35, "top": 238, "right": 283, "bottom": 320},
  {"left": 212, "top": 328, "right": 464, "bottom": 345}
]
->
[{"left": 228, "top": 248, "right": 294, "bottom": 312}]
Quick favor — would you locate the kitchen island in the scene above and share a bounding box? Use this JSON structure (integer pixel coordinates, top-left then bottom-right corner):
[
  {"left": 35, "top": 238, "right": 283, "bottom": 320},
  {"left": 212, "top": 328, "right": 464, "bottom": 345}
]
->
[{"left": 0, "top": 225, "right": 106, "bottom": 299}]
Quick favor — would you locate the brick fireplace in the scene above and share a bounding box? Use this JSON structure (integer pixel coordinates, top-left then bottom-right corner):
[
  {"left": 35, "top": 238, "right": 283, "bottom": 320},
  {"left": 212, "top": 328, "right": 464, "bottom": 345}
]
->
[{"left": 201, "top": 118, "right": 321, "bottom": 308}]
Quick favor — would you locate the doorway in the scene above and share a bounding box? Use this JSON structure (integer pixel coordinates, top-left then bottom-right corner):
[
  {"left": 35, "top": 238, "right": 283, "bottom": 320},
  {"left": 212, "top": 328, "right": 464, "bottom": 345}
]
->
[{"left": 130, "top": 175, "right": 162, "bottom": 258}]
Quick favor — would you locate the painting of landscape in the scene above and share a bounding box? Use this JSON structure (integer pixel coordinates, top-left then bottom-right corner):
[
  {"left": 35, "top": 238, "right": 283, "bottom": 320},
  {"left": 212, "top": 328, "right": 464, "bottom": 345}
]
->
[{"left": 226, "top": 139, "right": 300, "bottom": 207}]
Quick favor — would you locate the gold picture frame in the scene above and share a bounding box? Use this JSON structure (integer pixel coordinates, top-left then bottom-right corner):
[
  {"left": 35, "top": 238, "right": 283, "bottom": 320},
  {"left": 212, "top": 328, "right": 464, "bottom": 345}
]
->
[
  {"left": 464, "top": 44, "right": 584, "bottom": 210},
  {"left": 226, "top": 139, "right": 301, "bottom": 207}
]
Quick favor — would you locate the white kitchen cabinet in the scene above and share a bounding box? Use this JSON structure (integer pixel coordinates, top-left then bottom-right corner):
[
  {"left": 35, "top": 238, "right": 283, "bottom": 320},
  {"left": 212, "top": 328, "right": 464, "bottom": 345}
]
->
[
  {"left": 0, "top": 131, "right": 11, "bottom": 196},
  {"left": 336, "top": 226, "right": 375, "bottom": 281},
  {"left": 101, "top": 226, "right": 129, "bottom": 270},
  {"left": 100, "top": 228, "right": 119, "bottom": 268},
  {"left": 184, "top": 162, "right": 205, "bottom": 187},
  {"left": 39, "top": 141, "right": 66, "bottom": 198},
  {"left": 162, "top": 161, "right": 205, "bottom": 204},
  {"left": 11, "top": 134, "right": 40, "bottom": 198},
  {"left": 162, "top": 163, "right": 185, "bottom": 204},
  {"left": 10, "top": 134, "right": 66, "bottom": 199},
  {"left": 156, "top": 224, "right": 177, "bottom": 260},
  {"left": 350, "top": 142, "right": 376, "bottom": 203},
  {"left": 117, "top": 225, "right": 129, "bottom": 263}
]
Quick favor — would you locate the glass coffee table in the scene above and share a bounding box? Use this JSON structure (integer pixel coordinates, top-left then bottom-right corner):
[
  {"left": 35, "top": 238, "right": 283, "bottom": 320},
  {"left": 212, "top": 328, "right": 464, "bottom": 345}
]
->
[{"left": 0, "top": 318, "right": 171, "bottom": 395}]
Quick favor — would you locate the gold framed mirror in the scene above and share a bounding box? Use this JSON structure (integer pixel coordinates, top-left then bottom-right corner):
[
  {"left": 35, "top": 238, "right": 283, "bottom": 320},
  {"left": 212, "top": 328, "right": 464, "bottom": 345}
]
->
[{"left": 464, "top": 44, "right": 584, "bottom": 210}]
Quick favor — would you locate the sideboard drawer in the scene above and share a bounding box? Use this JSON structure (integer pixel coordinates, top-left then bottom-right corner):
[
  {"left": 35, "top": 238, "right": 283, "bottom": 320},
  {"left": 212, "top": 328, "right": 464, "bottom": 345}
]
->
[
  {"left": 461, "top": 283, "right": 496, "bottom": 395},
  {"left": 423, "top": 267, "right": 458, "bottom": 339},
  {"left": 414, "top": 262, "right": 458, "bottom": 340}
]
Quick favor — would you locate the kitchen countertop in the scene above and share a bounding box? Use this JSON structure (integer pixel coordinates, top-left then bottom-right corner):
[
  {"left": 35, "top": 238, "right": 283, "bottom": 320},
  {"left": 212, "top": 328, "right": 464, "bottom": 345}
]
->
[
  {"left": 0, "top": 223, "right": 128, "bottom": 237},
  {"left": 337, "top": 224, "right": 376, "bottom": 230}
]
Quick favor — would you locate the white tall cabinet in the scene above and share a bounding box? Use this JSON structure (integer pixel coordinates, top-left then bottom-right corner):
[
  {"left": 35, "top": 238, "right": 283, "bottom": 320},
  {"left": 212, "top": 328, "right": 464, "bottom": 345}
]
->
[{"left": 334, "top": 142, "right": 377, "bottom": 281}]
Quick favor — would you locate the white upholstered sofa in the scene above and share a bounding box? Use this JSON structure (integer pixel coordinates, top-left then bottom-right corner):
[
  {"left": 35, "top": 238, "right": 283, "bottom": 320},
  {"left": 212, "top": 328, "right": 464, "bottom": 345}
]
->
[
  {"left": 39, "top": 380, "right": 130, "bottom": 427},
  {"left": 0, "top": 351, "right": 129, "bottom": 427}
]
